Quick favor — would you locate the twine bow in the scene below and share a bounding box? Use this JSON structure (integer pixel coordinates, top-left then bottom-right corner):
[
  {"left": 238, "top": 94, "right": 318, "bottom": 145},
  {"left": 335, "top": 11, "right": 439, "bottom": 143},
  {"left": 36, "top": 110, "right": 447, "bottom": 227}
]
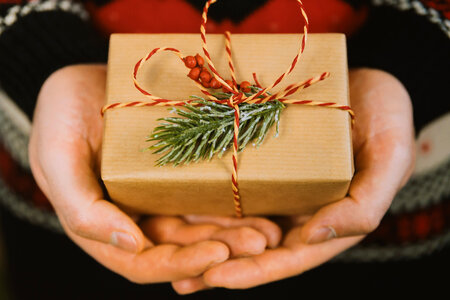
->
[{"left": 102, "top": 0, "right": 355, "bottom": 218}]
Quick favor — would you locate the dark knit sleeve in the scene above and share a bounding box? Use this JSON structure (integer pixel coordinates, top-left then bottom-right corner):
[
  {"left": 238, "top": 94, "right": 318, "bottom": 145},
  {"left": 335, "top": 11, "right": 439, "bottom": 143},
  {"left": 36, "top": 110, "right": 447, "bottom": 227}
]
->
[
  {"left": 347, "top": 1, "right": 450, "bottom": 133},
  {"left": 0, "top": 1, "right": 108, "bottom": 120}
]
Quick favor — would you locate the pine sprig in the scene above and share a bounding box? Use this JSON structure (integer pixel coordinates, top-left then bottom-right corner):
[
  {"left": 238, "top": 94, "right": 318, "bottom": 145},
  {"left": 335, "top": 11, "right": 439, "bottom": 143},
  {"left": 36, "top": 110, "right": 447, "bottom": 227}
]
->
[{"left": 145, "top": 91, "right": 285, "bottom": 166}]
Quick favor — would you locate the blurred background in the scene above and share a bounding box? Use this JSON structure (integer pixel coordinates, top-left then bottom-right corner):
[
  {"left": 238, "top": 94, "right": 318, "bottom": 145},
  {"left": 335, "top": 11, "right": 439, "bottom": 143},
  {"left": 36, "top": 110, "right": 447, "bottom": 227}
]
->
[{"left": 0, "top": 229, "right": 10, "bottom": 299}]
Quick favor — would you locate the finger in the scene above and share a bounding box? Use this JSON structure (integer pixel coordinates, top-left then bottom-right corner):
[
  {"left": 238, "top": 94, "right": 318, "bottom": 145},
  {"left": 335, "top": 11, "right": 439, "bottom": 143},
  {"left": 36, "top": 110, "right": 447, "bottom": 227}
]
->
[
  {"left": 141, "top": 216, "right": 267, "bottom": 256},
  {"left": 202, "top": 233, "right": 363, "bottom": 289},
  {"left": 62, "top": 217, "right": 229, "bottom": 284},
  {"left": 141, "top": 216, "right": 218, "bottom": 244},
  {"left": 172, "top": 277, "right": 210, "bottom": 295},
  {"left": 172, "top": 227, "right": 310, "bottom": 295},
  {"left": 183, "top": 215, "right": 282, "bottom": 248},
  {"left": 123, "top": 241, "right": 229, "bottom": 283},
  {"left": 211, "top": 227, "right": 267, "bottom": 256}
]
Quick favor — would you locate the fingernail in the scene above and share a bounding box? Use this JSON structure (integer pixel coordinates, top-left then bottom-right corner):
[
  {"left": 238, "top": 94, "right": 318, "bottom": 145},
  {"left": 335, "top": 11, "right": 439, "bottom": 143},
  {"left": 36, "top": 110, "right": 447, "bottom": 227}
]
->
[
  {"left": 110, "top": 231, "right": 138, "bottom": 253},
  {"left": 306, "top": 226, "right": 337, "bottom": 244}
]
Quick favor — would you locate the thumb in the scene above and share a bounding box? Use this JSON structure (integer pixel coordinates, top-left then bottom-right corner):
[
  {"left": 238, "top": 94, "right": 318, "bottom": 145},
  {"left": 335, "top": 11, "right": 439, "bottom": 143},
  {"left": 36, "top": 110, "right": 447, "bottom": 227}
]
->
[
  {"left": 59, "top": 199, "right": 148, "bottom": 253},
  {"left": 34, "top": 140, "right": 147, "bottom": 253},
  {"left": 29, "top": 63, "right": 147, "bottom": 253},
  {"left": 299, "top": 128, "right": 414, "bottom": 244}
]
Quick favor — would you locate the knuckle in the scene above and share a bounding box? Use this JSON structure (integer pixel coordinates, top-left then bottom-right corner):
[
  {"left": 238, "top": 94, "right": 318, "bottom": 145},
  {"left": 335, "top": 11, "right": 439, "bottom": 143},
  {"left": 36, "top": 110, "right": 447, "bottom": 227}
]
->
[
  {"left": 360, "top": 213, "right": 381, "bottom": 234},
  {"left": 66, "top": 211, "right": 91, "bottom": 236},
  {"left": 165, "top": 245, "right": 202, "bottom": 279}
]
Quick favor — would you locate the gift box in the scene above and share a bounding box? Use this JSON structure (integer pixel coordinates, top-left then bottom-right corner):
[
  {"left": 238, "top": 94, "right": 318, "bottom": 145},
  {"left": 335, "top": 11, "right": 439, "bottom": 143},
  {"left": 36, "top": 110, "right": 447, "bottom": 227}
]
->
[{"left": 101, "top": 33, "right": 354, "bottom": 216}]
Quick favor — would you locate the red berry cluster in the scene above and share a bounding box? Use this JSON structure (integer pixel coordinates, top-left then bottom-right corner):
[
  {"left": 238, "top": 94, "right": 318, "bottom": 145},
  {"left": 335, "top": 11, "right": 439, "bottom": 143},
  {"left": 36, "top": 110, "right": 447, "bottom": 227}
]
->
[
  {"left": 184, "top": 54, "right": 217, "bottom": 88},
  {"left": 184, "top": 54, "right": 253, "bottom": 93}
]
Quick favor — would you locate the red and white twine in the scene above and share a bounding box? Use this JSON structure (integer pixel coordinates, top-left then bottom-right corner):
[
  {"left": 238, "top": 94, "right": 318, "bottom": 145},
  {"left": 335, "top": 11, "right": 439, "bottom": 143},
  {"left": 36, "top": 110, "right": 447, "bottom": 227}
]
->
[{"left": 102, "top": 0, "right": 355, "bottom": 218}]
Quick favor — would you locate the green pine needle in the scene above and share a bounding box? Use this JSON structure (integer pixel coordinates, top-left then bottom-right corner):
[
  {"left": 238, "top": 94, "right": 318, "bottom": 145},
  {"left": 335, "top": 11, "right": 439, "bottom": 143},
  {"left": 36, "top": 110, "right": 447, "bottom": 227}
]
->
[{"left": 144, "top": 91, "right": 285, "bottom": 166}]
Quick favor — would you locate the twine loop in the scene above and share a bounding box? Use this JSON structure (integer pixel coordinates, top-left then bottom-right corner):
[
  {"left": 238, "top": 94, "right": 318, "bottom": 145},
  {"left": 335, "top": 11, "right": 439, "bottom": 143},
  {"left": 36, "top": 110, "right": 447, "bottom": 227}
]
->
[
  {"left": 101, "top": 0, "right": 355, "bottom": 218},
  {"left": 227, "top": 93, "right": 243, "bottom": 108}
]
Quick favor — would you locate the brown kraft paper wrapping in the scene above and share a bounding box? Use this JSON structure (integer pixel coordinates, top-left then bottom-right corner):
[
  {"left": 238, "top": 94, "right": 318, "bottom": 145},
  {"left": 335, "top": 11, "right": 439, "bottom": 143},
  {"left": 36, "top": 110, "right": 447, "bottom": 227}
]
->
[{"left": 101, "top": 33, "right": 354, "bottom": 216}]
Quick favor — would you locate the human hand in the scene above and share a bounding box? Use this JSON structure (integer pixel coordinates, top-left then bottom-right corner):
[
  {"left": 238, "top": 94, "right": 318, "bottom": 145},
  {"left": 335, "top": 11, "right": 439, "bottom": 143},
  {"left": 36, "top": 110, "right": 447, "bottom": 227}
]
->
[
  {"left": 172, "top": 67, "right": 416, "bottom": 292},
  {"left": 29, "top": 64, "right": 282, "bottom": 283}
]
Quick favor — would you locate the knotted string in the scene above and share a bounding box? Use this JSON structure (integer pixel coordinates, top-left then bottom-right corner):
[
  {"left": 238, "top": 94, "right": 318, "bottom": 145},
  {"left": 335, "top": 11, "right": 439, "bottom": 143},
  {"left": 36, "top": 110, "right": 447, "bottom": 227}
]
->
[{"left": 102, "top": 0, "right": 355, "bottom": 217}]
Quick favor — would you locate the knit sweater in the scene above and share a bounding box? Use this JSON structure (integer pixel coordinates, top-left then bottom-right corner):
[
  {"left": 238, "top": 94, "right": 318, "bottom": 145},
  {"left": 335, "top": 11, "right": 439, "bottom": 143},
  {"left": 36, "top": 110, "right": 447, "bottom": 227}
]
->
[{"left": 0, "top": 0, "right": 449, "bottom": 262}]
